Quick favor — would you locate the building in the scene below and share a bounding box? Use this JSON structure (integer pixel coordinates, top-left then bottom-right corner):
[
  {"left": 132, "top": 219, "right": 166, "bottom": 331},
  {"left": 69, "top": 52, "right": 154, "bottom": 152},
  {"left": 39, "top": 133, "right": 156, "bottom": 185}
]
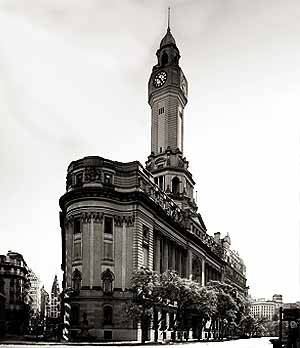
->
[
  {"left": 28, "top": 268, "right": 41, "bottom": 314},
  {"left": 0, "top": 279, "right": 5, "bottom": 336},
  {"left": 250, "top": 294, "right": 284, "bottom": 321},
  {"left": 250, "top": 298, "right": 277, "bottom": 321},
  {"left": 59, "top": 22, "right": 247, "bottom": 341},
  {"left": 0, "top": 251, "right": 30, "bottom": 335},
  {"left": 49, "top": 275, "right": 60, "bottom": 319},
  {"left": 40, "top": 285, "right": 50, "bottom": 319}
]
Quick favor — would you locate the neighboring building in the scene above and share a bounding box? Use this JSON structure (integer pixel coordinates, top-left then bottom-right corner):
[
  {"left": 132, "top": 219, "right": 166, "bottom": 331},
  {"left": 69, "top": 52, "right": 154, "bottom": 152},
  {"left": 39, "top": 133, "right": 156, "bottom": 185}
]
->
[
  {"left": 49, "top": 275, "right": 60, "bottom": 319},
  {"left": 250, "top": 294, "right": 284, "bottom": 321},
  {"left": 40, "top": 285, "right": 50, "bottom": 319},
  {"left": 59, "top": 22, "right": 247, "bottom": 341},
  {"left": 0, "top": 279, "right": 5, "bottom": 336},
  {"left": 0, "top": 251, "right": 30, "bottom": 335},
  {"left": 221, "top": 233, "right": 247, "bottom": 294},
  {"left": 28, "top": 269, "right": 41, "bottom": 314},
  {"left": 250, "top": 298, "right": 277, "bottom": 320}
]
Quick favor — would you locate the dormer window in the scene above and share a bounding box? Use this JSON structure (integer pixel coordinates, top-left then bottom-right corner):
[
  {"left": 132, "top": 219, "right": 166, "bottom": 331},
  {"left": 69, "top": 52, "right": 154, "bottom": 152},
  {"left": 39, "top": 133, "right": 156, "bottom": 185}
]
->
[
  {"left": 104, "top": 173, "right": 112, "bottom": 185},
  {"left": 75, "top": 173, "right": 83, "bottom": 186}
]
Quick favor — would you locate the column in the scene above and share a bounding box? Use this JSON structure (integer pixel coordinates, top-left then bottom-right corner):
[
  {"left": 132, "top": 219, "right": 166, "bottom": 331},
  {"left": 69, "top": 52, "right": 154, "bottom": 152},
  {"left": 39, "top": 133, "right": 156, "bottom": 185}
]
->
[
  {"left": 163, "top": 238, "right": 168, "bottom": 272},
  {"left": 89, "top": 217, "right": 94, "bottom": 289},
  {"left": 201, "top": 258, "right": 205, "bottom": 286},
  {"left": 178, "top": 249, "right": 182, "bottom": 277},
  {"left": 155, "top": 235, "right": 161, "bottom": 273},
  {"left": 205, "top": 265, "right": 208, "bottom": 285},
  {"left": 186, "top": 249, "right": 193, "bottom": 280},
  {"left": 171, "top": 243, "right": 176, "bottom": 270},
  {"left": 121, "top": 222, "right": 127, "bottom": 291}
]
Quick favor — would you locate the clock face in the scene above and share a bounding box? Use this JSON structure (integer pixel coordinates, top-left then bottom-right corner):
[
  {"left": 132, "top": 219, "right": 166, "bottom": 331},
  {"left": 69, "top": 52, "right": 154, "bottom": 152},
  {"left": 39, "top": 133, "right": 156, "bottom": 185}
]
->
[{"left": 153, "top": 70, "right": 167, "bottom": 88}]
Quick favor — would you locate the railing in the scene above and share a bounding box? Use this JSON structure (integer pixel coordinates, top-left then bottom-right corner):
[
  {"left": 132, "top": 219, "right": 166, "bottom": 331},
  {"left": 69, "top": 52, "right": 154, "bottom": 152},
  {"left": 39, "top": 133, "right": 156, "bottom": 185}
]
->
[{"left": 138, "top": 174, "right": 225, "bottom": 260}]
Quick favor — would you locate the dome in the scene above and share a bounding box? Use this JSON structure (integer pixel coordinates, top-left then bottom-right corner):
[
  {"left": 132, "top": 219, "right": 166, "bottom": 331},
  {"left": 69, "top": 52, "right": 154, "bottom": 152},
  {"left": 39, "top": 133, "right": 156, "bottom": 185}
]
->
[
  {"left": 223, "top": 232, "right": 231, "bottom": 245},
  {"left": 160, "top": 28, "right": 176, "bottom": 48}
]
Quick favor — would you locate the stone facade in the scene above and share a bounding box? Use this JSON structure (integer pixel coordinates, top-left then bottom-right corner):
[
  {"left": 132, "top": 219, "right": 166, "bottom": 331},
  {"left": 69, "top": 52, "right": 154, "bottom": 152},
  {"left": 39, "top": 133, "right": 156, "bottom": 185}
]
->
[
  {"left": 0, "top": 251, "right": 30, "bottom": 335},
  {"left": 0, "top": 282, "right": 5, "bottom": 336},
  {"left": 49, "top": 275, "right": 60, "bottom": 319},
  {"left": 28, "top": 269, "right": 41, "bottom": 314},
  {"left": 59, "top": 24, "right": 247, "bottom": 341},
  {"left": 40, "top": 286, "right": 50, "bottom": 319}
]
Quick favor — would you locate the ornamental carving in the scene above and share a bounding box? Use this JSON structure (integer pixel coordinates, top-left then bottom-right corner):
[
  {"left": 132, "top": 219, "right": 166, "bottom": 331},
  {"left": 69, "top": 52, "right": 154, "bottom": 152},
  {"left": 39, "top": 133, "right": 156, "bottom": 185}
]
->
[
  {"left": 92, "top": 212, "right": 104, "bottom": 222},
  {"left": 113, "top": 215, "right": 135, "bottom": 227},
  {"left": 84, "top": 166, "right": 102, "bottom": 183},
  {"left": 124, "top": 215, "right": 135, "bottom": 227},
  {"left": 114, "top": 215, "right": 123, "bottom": 227},
  {"left": 64, "top": 215, "right": 74, "bottom": 228},
  {"left": 81, "top": 212, "right": 92, "bottom": 222}
]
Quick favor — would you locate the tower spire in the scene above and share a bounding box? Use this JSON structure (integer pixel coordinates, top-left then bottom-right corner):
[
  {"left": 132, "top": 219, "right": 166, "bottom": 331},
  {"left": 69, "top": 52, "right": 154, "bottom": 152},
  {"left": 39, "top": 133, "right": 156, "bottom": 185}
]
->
[{"left": 167, "top": 6, "right": 171, "bottom": 32}]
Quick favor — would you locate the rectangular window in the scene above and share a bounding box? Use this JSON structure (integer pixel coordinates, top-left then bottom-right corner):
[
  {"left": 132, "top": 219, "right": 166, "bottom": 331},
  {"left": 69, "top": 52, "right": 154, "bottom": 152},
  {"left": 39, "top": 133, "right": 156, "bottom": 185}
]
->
[
  {"left": 177, "top": 111, "right": 183, "bottom": 151},
  {"left": 158, "top": 103, "right": 165, "bottom": 153},
  {"left": 73, "top": 241, "right": 82, "bottom": 260},
  {"left": 143, "top": 246, "right": 149, "bottom": 267},
  {"left": 104, "top": 242, "right": 113, "bottom": 260},
  {"left": 143, "top": 225, "right": 149, "bottom": 241},
  {"left": 104, "top": 217, "right": 113, "bottom": 234},
  {"left": 74, "top": 217, "right": 81, "bottom": 234}
]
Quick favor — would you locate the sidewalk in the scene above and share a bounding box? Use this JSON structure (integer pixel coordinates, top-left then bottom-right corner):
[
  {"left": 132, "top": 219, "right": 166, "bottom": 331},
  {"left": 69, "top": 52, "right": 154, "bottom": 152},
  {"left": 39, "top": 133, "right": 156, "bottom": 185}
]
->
[{"left": 0, "top": 338, "right": 226, "bottom": 346}]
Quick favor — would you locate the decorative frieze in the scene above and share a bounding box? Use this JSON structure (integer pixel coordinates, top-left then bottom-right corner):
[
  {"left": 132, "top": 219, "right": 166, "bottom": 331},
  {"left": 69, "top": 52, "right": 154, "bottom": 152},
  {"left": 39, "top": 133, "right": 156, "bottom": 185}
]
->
[{"left": 113, "top": 215, "right": 135, "bottom": 227}]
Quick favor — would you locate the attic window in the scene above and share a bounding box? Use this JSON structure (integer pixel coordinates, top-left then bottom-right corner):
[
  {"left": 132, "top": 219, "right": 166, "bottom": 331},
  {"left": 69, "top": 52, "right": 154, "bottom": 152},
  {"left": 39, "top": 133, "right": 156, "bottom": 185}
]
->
[{"left": 104, "top": 173, "right": 112, "bottom": 184}]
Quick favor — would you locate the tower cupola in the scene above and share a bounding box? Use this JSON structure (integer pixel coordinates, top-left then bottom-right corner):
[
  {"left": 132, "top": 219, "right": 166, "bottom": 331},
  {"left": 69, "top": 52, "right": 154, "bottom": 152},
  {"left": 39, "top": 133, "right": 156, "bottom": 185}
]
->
[{"left": 146, "top": 10, "right": 195, "bottom": 212}]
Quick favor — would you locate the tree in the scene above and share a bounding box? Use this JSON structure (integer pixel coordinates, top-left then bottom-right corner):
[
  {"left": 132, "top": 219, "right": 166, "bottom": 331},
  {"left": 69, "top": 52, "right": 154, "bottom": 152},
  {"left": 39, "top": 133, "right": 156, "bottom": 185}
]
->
[
  {"left": 159, "top": 271, "right": 202, "bottom": 340},
  {"left": 206, "top": 281, "right": 239, "bottom": 340},
  {"left": 125, "top": 267, "right": 160, "bottom": 343},
  {"left": 192, "top": 286, "right": 217, "bottom": 340}
]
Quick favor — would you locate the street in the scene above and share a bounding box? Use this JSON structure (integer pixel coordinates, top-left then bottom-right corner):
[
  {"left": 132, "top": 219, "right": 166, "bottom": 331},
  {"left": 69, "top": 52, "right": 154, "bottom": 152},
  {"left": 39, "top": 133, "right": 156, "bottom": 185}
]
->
[{"left": 0, "top": 337, "right": 274, "bottom": 348}]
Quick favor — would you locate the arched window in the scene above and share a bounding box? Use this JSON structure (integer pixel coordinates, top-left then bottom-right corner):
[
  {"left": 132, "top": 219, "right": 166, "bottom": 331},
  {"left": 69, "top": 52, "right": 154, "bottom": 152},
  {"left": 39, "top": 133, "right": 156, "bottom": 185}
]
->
[
  {"left": 72, "top": 269, "right": 82, "bottom": 292},
  {"left": 171, "top": 177, "right": 180, "bottom": 194},
  {"left": 103, "top": 305, "right": 113, "bottom": 324},
  {"left": 101, "top": 269, "right": 115, "bottom": 294},
  {"left": 162, "top": 52, "right": 168, "bottom": 65}
]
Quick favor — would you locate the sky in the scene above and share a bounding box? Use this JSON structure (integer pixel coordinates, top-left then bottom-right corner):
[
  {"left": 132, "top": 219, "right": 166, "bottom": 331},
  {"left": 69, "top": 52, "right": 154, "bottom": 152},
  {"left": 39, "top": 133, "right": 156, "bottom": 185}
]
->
[{"left": 0, "top": 0, "right": 299, "bottom": 302}]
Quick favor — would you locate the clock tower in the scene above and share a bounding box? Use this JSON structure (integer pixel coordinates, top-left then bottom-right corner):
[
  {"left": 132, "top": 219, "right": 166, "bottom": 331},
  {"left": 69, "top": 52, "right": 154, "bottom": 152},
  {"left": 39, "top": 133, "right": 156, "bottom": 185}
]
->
[{"left": 146, "top": 21, "right": 197, "bottom": 212}]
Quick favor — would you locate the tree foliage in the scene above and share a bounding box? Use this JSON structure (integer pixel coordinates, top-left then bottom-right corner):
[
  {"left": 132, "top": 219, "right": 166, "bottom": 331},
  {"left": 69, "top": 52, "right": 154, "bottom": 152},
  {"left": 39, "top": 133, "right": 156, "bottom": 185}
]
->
[{"left": 126, "top": 268, "right": 251, "bottom": 342}]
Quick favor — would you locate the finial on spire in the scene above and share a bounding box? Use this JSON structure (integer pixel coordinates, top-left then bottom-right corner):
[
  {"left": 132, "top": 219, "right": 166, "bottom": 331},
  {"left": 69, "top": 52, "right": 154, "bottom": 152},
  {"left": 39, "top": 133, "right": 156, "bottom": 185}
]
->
[{"left": 167, "top": 6, "right": 171, "bottom": 32}]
